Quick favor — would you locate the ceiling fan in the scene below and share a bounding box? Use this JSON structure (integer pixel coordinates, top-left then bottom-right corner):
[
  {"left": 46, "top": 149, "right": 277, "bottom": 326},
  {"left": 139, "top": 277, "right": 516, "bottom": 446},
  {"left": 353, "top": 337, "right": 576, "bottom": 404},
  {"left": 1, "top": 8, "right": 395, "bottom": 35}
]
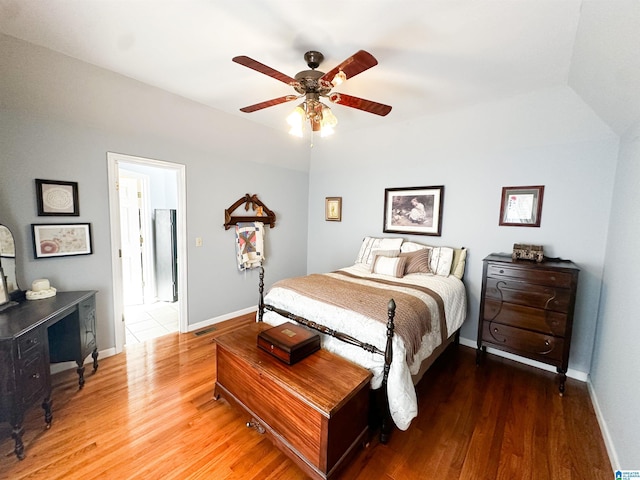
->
[{"left": 232, "top": 50, "right": 392, "bottom": 137}]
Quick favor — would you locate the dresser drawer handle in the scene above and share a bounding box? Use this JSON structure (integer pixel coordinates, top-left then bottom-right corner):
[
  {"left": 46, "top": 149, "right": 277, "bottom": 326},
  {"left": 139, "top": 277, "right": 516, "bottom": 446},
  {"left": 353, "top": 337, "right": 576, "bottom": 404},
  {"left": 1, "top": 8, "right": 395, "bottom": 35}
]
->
[
  {"left": 493, "top": 327, "right": 499, "bottom": 333},
  {"left": 499, "top": 269, "right": 504, "bottom": 274},
  {"left": 544, "top": 340, "right": 551, "bottom": 347},
  {"left": 32, "top": 373, "right": 40, "bottom": 379}
]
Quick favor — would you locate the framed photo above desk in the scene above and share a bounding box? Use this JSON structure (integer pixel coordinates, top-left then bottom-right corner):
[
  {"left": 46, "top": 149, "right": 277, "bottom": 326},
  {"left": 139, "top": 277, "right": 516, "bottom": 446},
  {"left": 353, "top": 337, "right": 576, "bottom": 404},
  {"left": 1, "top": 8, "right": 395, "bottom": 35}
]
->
[
  {"left": 35, "top": 179, "right": 79, "bottom": 216},
  {"left": 32, "top": 223, "right": 93, "bottom": 258}
]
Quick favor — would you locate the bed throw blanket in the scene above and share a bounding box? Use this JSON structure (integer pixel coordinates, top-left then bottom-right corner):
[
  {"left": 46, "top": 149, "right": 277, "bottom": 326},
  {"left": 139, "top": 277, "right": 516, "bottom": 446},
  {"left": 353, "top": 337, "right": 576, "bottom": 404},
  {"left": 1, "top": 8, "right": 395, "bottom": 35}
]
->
[
  {"left": 271, "top": 271, "right": 445, "bottom": 363},
  {"left": 235, "top": 222, "right": 264, "bottom": 271}
]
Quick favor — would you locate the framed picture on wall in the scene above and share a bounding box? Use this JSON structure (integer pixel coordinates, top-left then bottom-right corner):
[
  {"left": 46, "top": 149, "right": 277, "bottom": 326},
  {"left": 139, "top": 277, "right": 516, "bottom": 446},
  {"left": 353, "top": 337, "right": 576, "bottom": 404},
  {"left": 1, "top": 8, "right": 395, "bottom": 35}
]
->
[
  {"left": 35, "top": 179, "right": 79, "bottom": 216},
  {"left": 383, "top": 186, "right": 444, "bottom": 236},
  {"left": 325, "top": 197, "right": 342, "bottom": 221},
  {"left": 499, "top": 185, "right": 545, "bottom": 227},
  {"left": 32, "top": 223, "right": 93, "bottom": 258}
]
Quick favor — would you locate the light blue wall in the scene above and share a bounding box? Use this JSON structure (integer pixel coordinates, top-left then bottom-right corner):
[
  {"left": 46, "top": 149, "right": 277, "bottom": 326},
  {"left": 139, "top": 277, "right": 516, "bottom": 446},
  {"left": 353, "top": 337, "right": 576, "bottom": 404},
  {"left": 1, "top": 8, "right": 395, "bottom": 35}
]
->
[
  {"left": 307, "top": 85, "right": 619, "bottom": 378},
  {"left": 0, "top": 35, "right": 309, "bottom": 348},
  {"left": 590, "top": 122, "right": 640, "bottom": 469}
]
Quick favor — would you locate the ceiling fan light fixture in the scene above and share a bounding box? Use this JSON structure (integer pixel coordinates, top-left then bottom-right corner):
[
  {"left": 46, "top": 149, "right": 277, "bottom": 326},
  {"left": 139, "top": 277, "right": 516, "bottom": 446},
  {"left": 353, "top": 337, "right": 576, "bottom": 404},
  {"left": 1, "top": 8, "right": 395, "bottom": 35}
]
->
[
  {"left": 331, "top": 70, "right": 346, "bottom": 87},
  {"left": 320, "top": 104, "right": 337, "bottom": 137},
  {"left": 235, "top": 50, "right": 391, "bottom": 136},
  {"left": 286, "top": 104, "right": 305, "bottom": 137}
]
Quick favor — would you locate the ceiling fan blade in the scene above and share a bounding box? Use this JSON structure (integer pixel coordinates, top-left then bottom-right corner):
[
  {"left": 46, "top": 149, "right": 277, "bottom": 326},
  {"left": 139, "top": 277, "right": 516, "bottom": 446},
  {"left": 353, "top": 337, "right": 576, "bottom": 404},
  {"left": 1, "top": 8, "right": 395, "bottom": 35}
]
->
[
  {"left": 232, "top": 56, "right": 298, "bottom": 86},
  {"left": 328, "top": 93, "right": 392, "bottom": 116},
  {"left": 239, "top": 95, "right": 299, "bottom": 113},
  {"left": 320, "top": 50, "right": 378, "bottom": 85}
]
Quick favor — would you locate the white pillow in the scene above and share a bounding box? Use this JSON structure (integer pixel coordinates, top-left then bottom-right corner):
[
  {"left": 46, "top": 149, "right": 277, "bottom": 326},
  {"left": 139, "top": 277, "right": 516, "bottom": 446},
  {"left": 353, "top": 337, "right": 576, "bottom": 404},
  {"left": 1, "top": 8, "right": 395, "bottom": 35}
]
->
[
  {"left": 451, "top": 248, "right": 467, "bottom": 279},
  {"left": 372, "top": 256, "right": 406, "bottom": 278},
  {"left": 430, "top": 247, "right": 454, "bottom": 276},
  {"left": 400, "top": 241, "right": 428, "bottom": 253},
  {"left": 355, "top": 236, "right": 404, "bottom": 267}
]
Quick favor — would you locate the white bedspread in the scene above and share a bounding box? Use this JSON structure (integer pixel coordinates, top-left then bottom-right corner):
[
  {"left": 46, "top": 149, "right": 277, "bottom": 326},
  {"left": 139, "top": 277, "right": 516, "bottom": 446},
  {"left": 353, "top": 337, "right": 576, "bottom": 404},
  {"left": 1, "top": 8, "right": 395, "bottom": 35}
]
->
[{"left": 262, "top": 264, "right": 467, "bottom": 430}]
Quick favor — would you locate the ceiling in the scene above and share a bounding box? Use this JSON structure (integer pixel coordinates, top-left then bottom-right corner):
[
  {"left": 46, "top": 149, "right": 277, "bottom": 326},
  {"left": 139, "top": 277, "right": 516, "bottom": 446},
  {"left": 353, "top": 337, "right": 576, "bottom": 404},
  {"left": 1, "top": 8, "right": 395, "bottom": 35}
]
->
[{"left": 0, "top": 1, "right": 636, "bottom": 135}]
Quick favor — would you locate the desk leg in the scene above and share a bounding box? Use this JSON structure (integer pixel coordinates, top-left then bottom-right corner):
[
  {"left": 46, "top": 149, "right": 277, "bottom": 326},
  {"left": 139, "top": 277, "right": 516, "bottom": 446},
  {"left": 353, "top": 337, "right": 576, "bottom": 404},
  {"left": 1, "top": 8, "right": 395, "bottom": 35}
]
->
[
  {"left": 92, "top": 347, "right": 99, "bottom": 372},
  {"left": 42, "top": 395, "right": 52, "bottom": 427},
  {"left": 10, "top": 421, "right": 25, "bottom": 460},
  {"left": 76, "top": 361, "right": 86, "bottom": 389}
]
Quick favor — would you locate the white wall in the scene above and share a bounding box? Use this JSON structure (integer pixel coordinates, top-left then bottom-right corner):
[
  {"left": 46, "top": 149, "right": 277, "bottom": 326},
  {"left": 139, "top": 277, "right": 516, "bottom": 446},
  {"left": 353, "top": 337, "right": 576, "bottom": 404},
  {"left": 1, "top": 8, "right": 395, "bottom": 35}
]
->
[
  {"left": 307, "top": 85, "right": 619, "bottom": 377},
  {"left": 0, "top": 34, "right": 310, "bottom": 349},
  {"left": 589, "top": 122, "right": 640, "bottom": 469}
]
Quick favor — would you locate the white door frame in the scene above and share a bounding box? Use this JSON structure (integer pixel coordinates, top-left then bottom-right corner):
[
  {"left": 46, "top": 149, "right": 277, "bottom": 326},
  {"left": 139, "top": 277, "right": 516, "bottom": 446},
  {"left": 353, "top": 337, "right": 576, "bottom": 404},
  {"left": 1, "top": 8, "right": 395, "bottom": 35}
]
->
[{"left": 107, "top": 152, "right": 188, "bottom": 353}]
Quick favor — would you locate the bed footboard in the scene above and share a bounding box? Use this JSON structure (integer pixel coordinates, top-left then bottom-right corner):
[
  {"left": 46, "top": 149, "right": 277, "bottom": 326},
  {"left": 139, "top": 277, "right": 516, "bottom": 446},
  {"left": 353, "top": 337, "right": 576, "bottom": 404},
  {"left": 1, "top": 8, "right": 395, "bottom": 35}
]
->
[{"left": 258, "top": 266, "right": 396, "bottom": 443}]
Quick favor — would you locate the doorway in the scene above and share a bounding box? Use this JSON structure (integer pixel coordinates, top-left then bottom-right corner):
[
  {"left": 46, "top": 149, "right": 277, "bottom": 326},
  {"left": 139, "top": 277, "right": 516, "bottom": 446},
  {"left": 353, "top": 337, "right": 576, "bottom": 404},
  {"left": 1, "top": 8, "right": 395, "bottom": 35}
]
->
[{"left": 107, "top": 153, "right": 188, "bottom": 353}]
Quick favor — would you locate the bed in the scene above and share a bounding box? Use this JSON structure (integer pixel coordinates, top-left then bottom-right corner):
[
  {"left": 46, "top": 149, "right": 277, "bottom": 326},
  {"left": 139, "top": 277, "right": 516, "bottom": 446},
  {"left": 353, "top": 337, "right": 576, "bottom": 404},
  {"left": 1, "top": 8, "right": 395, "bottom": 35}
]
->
[{"left": 258, "top": 237, "right": 468, "bottom": 441}]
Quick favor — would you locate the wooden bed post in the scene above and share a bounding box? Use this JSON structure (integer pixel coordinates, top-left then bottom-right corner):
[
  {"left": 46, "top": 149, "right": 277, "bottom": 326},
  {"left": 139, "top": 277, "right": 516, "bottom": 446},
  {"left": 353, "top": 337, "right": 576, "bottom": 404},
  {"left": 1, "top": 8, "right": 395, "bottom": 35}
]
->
[
  {"left": 258, "top": 266, "right": 265, "bottom": 322},
  {"left": 259, "top": 272, "right": 399, "bottom": 442},
  {"left": 380, "top": 298, "right": 395, "bottom": 444}
]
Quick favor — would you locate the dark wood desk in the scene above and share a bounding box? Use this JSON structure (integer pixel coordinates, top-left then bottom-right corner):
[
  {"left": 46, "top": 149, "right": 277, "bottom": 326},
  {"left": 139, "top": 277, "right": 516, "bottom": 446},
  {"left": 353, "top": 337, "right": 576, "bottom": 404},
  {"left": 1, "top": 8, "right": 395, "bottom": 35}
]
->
[{"left": 0, "top": 291, "right": 98, "bottom": 459}]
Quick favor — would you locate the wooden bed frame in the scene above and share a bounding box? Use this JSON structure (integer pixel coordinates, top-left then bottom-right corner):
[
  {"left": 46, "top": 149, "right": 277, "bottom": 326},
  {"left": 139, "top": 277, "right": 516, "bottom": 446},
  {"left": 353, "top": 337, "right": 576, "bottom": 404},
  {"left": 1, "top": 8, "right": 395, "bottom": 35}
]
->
[{"left": 258, "top": 266, "right": 401, "bottom": 443}]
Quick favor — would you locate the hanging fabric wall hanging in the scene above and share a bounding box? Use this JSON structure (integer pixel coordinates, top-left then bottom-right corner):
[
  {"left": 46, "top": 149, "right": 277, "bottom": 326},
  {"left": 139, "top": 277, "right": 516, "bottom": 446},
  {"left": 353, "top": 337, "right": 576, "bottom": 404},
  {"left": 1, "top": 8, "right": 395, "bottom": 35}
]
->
[{"left": 224, "top": 194, "right": 276, "bottom": 271}]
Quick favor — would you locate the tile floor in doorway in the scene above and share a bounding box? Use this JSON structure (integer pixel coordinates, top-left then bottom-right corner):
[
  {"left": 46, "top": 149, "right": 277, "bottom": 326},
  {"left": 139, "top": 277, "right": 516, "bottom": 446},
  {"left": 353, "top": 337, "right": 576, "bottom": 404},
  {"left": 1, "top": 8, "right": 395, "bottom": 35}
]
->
[{"left": 124, "top": 301, "right": 179, "bottom": 345}]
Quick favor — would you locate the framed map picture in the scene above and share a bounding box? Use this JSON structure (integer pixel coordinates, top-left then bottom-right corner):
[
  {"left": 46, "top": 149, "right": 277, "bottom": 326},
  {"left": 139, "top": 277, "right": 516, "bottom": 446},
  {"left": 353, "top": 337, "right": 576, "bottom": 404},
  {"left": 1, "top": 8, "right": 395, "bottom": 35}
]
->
[{"left": 32, "top": 223, "right": 92, "bottom": 258}]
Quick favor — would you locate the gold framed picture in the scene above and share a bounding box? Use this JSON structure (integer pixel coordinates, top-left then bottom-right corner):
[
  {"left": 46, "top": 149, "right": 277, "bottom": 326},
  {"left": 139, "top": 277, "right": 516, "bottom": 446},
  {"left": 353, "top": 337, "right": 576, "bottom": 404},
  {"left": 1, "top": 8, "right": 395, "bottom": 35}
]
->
[{"left": 325, "top": 197, "right": 342, "bottom": 222}]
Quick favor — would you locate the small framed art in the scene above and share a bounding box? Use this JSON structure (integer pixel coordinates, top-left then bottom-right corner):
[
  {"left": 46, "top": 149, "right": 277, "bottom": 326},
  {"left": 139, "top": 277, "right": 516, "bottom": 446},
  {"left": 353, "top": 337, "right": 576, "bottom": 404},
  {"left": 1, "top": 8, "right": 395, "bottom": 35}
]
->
[
  {"left": 499, "top": 185, "right": 545, "bottom": 227},
  {"left": 32, "top": 223, "right": 93, "bottom": 258},
  {"left": 325, "top": 197, "right": 342, "bottom": 221},
  {"left": 35, "top": 179, "right": 79, "bottom": 216},
  {"left": 383, "top": 186, "right": 444, "bottom": 236}
]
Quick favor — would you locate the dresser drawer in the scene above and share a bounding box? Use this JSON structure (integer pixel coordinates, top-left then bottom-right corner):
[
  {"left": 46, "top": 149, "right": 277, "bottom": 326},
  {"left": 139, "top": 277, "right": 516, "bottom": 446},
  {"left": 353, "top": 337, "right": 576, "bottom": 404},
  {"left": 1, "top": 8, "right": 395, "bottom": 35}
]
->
[
  {"left": 18, "top": 330, "right": 43, "bottom": 358},
  {"left": 19, "top": 351, "right": 48, "bottom": 406},
  {"left": 484, "top": 277, "right": 572, "bottom": 313},
  {"left": 483, "top": 298, "right": 567, "bottom": 336},
  {"left": 487, "top": 264, "right": 574, "bottom": 288},
  {"left": 482, "top": 322, "right": 564, "bottom": 364}
]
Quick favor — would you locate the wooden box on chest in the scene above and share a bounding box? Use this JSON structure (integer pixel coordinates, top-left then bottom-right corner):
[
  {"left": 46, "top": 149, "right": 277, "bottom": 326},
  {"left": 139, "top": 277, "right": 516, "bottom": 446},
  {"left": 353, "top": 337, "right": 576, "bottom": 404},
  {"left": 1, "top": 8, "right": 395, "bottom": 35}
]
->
[
  {"left": 214, "top": 323, "right": 371, "bottom": 480},
  {"left": 476, "top": 254, "right": 579, "bottom": 394}
]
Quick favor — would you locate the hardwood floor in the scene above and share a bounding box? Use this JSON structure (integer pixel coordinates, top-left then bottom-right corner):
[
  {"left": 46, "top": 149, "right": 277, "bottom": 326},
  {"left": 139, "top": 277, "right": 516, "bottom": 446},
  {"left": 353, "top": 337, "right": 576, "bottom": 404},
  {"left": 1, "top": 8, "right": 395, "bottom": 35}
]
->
[{"left": 1, "top": 315, "right": 612, "bottom": 479}]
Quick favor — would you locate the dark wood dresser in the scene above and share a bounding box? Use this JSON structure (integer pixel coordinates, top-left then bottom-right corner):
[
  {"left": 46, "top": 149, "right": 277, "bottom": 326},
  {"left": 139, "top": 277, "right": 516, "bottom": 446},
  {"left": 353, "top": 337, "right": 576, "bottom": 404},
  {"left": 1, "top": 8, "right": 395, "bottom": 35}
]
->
[
  {"left": 214, "top": 323, "right": 371, "bottom": 480},
  {"left": 0, "top": 291, "right": 98, "bottom": 459},
  {"left": 476, "top": 254, "right": 579, "bottom": 394}
]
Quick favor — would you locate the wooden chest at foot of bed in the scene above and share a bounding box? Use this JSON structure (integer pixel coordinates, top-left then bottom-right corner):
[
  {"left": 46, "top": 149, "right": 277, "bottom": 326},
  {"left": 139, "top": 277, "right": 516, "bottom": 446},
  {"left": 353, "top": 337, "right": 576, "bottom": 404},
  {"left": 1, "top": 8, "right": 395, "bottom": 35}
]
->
[{"left": 214, "top": 323, "right": 372, "bottom": 480}]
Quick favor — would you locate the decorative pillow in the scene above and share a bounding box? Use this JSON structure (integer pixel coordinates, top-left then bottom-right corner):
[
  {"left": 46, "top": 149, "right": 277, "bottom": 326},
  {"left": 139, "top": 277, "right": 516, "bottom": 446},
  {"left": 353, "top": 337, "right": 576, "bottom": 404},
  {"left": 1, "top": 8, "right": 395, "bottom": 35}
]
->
[
  {"left": 451, "top": 248, "right": 467, "bottom": 279},
  {"left": 430, "top": 247, "right": 454, "bottom": 276},
  {"left": 399, "top": 248, "right": 432, "bottom": 274},
  {"left": 369, "top": 249, "right": 401, "bottom": 272},
  {"left": 372, "top": 255, "right": 407, "bottom": 278},
  {"left": 355, "top": 236, "right": 404, "bottom": 267}
]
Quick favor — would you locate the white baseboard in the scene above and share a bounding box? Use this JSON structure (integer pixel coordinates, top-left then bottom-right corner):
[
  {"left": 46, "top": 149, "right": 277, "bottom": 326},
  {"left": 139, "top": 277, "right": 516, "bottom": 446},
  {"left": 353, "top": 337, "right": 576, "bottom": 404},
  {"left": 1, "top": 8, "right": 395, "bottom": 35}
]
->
[
  {"left": 459, "top": 336, "right": 588, "bottom": 382},
  {"left": 50, "top": 346, "right": 117, "bottom": 375},
  {"left": 187, "top": 305, "right": 258, "bottom": 333},
  {"left": 587, "top": 378, "right": 618, "bottom": 472}
]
